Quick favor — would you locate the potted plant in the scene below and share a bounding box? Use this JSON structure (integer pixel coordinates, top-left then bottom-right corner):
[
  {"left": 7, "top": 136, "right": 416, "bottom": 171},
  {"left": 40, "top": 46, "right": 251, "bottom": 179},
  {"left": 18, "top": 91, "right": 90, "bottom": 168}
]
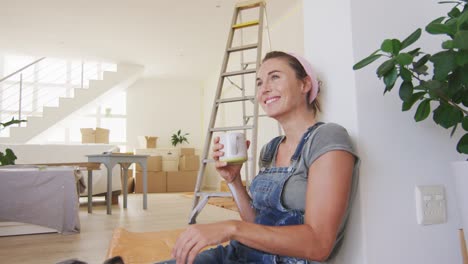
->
[
  {"left": 0, "top": 118, "right": 27, "bottom": 165},
  {"left": 171, "top": 129, "right": 189, "bottom": 147},
  {"left": 353, "top": 0, "right": 468, "bottom": 242}
]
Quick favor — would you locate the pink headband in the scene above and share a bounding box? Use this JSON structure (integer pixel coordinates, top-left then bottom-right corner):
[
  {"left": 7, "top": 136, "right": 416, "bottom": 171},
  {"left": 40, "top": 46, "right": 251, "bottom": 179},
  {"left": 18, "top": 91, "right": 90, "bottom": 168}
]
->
[{"left": 287, "top": 52, "right": 319, "bottom": 103}]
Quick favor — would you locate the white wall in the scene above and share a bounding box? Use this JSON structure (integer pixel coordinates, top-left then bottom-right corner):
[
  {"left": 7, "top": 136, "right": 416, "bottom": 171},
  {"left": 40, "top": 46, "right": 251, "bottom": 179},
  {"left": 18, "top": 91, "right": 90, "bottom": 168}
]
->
[
  {"left": 126, "top": 78, "right": 203, "bottom": 152},
  {"left": 304, "top": 0, "right": 465, "bottom": 263}
]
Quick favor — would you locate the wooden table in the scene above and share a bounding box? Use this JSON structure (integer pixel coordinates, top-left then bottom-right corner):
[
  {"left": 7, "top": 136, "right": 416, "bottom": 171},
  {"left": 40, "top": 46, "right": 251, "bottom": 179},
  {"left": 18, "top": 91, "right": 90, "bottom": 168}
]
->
[{"left": 87, "top": 154, "right": 149, "bottom": 215}]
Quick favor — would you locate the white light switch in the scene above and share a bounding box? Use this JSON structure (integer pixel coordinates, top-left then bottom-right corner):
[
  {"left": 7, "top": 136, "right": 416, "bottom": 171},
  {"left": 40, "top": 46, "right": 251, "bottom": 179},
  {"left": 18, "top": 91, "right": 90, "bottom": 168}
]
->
[{"left": 415, "top": 185, "right": 447, "bottom": 225}]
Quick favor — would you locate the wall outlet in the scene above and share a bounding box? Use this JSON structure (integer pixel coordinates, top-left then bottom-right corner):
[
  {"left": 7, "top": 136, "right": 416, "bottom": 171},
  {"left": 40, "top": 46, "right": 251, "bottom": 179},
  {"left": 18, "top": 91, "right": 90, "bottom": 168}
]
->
[{"left": 415, "top": 185, "right": 447, "bottom": 225}]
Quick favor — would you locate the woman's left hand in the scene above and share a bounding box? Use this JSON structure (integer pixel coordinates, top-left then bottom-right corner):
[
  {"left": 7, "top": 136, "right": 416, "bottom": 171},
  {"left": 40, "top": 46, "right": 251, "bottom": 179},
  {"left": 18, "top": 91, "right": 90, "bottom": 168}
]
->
[{"left": 172, "top": 221, "right": 236, "bottom": 264}]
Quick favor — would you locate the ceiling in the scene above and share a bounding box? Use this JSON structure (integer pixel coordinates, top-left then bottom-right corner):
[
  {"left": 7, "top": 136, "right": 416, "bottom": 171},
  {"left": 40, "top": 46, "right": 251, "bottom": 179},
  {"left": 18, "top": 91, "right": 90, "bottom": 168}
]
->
[{"left": 0, "top": 0, "right": 301, "bottom": 81}]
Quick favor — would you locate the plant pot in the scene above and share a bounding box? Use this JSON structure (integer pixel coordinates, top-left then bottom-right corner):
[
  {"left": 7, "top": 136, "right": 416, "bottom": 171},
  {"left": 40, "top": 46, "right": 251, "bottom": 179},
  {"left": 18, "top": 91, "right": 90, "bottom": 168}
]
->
[{"left": 452, "top": 160, "right": 468, "bottom": 240}]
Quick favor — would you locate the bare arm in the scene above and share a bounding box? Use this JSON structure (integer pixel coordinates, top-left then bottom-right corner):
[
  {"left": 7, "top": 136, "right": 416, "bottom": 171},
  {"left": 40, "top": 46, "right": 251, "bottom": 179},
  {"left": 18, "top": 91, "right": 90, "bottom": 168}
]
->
[{"left": 227, "top": 175, "right": 256, "bottom": 222}]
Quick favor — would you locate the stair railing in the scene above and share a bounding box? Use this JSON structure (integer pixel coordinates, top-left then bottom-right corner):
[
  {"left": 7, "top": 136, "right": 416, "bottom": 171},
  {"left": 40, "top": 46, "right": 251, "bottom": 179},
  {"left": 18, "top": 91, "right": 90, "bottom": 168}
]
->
[{"left": 0, "top": 56, "right": 116, "bottom": 137}]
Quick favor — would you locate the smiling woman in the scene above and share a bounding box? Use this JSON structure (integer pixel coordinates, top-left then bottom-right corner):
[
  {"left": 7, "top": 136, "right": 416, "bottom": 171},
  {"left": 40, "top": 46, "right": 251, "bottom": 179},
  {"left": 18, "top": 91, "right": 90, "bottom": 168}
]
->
[{"left": 152, "top": 51, "right": 361, "bottom": 264}]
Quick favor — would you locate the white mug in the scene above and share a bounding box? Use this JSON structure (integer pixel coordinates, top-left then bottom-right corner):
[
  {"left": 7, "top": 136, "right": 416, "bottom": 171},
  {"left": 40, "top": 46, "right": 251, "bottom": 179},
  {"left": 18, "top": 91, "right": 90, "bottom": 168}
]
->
[{"left": 219, "top": 132, "right": 247, "bottom": 164}]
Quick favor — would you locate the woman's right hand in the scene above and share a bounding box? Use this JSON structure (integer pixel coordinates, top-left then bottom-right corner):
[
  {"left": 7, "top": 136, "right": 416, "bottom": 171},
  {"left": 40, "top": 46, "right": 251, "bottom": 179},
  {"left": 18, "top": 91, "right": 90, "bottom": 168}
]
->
[{"left": 212, "top": 136, "right": 249, "bottom": 183}]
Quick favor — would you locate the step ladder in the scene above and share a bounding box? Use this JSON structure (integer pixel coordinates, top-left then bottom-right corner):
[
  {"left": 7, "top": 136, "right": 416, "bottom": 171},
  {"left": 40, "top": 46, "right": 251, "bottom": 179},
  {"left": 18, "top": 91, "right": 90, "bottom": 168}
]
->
[{"left": 189, "top": 0, "right": 267, "bottom": 224}]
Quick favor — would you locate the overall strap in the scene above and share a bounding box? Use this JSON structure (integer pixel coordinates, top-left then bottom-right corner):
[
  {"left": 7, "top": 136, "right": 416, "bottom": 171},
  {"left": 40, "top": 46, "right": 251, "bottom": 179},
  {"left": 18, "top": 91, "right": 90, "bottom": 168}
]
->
[
  {"left": 260, "top": 122, "right": 325, "bottom": 164},
  {"left": 260, "top": 135, "right": 284, "bottom": 163},
  {"left": 290, "top": 122, "right": 324, "bottom": 161}
]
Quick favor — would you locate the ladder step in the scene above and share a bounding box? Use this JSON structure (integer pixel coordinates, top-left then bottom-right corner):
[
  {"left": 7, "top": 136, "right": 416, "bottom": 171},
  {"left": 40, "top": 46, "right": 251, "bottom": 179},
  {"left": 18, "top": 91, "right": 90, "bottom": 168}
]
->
[
  {"left": 216, "top": 96, "right": 255, "bottom": 104},
  {"left": 195, "top": 192, "right": 232, "bottom": 198},
  {"left": 222, "top": 69, "right": 256, "bottom": 77},
  {"left": 236, "top": 0, "right": 264, "bottom": 9},
  {"left": 210, "top": 125, "right": 254, "bottom": 132},
  {"left": 203, "top": 157, "right": 254, "bottom": 164},
  {"left": 227, "top": 43, "right": 258, "bottom": 53},
  {"left": 233, "top": 20, "right": 259, "bottom": 29},
  {"left": 242, "top": 61, "right": 257, "bottom": 66}
]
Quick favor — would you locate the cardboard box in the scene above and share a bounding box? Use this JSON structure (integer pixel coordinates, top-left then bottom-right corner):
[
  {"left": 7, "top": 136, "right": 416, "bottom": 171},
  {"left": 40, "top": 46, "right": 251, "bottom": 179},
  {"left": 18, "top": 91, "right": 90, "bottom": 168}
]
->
[
  {"left": 180, "top": 148, "right": 195, "bottom": 156},
  {"left": 166, "top": 171, "right": 197, "bottom": 192},
  {"left": 163, "top": 155, "right": 179, "bottom": 171},
  {"left": 145, "top": 136, "right": 158, "bottom": 148},
  {"left": 136, "top": 156, "right": 162, "bottom": 172},
  {"left": 179, "top": 155, "right": 200, "bottom": 171},
  {"left": 135, "top": 171, "right": 167, "bottom": 193},
  {"left": 95, "top": 128, "right": 110, "bottom": 143},
  {"left": 80, "top": 128, "right": 95, "bottom": 143},
  {"left": 123, "top": 170, "right": 135, "bottom": 193},
  {"left": 80, "top": 127, "right": 110, "bottom": 144}
]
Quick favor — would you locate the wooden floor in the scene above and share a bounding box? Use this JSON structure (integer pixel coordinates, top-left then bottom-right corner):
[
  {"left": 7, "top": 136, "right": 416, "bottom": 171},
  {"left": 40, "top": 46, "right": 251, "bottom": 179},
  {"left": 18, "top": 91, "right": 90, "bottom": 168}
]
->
[{"left": 0, "top": 193, "right": 240, "bottom": 264}]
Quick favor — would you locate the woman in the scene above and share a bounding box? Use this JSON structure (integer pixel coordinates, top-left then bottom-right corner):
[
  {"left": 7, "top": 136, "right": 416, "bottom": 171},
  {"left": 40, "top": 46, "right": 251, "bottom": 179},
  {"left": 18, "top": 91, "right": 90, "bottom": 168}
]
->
[{"left": 168, "top": 51, "right": 359, "bottom": 264}]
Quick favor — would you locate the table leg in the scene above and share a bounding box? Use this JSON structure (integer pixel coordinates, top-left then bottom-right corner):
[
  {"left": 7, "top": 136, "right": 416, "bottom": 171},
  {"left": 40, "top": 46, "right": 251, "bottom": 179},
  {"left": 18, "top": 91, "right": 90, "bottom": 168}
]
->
[
  {"left": 106, "top": 164, "right": 113, "bottom": 215},
  {"left": 122, "top": 167, "right": 129, "bottom": 209},
  {"left": 87, "top": 169, "right": 93, "bottom": 213},
  {"left": 143, "top": 168, "right": 147, "bottom": 209}
]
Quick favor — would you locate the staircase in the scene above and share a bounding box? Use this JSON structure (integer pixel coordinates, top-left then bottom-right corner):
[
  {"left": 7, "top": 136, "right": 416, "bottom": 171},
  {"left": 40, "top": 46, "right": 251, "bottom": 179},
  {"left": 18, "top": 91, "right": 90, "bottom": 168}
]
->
[{"left": 0, "top": 63, "right": 143, "bottom": 143}]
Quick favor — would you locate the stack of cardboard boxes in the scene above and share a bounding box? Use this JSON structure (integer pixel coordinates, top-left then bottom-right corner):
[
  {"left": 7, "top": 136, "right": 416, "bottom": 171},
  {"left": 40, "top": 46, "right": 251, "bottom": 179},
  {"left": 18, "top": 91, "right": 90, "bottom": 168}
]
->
[
  {"left": 133, "top": 144, "right": 200, "bottom": 193},
  {"left": 167, "top": 148, "right": 199, "bottom": 192}
]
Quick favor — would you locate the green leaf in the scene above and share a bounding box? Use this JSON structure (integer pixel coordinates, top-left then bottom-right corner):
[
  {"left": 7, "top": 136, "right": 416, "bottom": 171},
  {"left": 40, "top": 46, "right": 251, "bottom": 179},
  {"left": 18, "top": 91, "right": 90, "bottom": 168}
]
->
[
  {"left": 463, "top": 89, "right": 468, "bottom": 107},
  {"left": 453, "top": 30, "right": 468, "bottom": 50},
  {"left": 423, "top": 80, "right": 445, "bottom": 99},
  {"left": 460, "top": 64, "right": 468, "bottom": 85},
  {"left": 377, "top": 59, "right": 396, "bottom": 77},
  {"left": 384, "top": 67, "right": 398, "bottom": 89},
  {"left": 462, "top": 116, "right": 468, "bottom": 131},
  {"left": 353, "top": 54, "right": 383, "bottom": 70},
  {"left": 402, "top": 92, "right": 426, "bottom": 111},
  {"left": 396, "top": 53, "right": 413, "bottom": 65},
  {"left": 413, "top": 65, "right": 429, "bottom": 75},
  {"left": 430, "top": 50, "right": 456, "bottom": 80},
  {"left": 442, "top": 40, "right": 454, "bottom": 49},
  {"left": 455, "top": 50, "right": 468, "bottom": 65},
  {"left": 448, "top": 6, "right": 461, "bottom": 18},
  {"left": 381, "top": 39, "right": 394, "bottom": 53},
  {"left": 407, "top": 48, "right": 421, "bottom": 56},
  {"left": 381, "top": 39, "right": 401, "bottom": 55},
  {"left": 0, "top": 118, "right": 27, "bottom": 128},
  {"left": 433, "top": 103, "right": 464, "bottom": 128},
  {"left": 426, "top": 23, "right": 456, "bottom": 36},
  {"left": 429, "top": 16, "right": 446, "bottom": 25},
  {"left": 400, "top": 67, "right": 413, "bottom": 81},
  {"left": 399, "top": 81, "right": 414, "bottom": 101},
  {"left": 392, "top": 39, "right": 402, "bottom": 54},
  {"left": 401, "top": 28, "right": 422, "bottom": 50},
  {"left": 414, "top": 99, "right": 431, "bottom": 121},
  {"left": 457, "top": 7, "right": 468, "bottom": 28},
  {"left": 456, "top": 133, "right": 468, "bottom": 154},
  {"left": 413, "top": 54, "right": 431, "bottom": 68}
]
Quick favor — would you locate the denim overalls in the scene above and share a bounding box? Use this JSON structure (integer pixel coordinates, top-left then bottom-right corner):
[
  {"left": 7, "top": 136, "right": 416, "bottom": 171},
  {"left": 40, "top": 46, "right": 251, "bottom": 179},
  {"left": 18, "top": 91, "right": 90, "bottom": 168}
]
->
[{"left": 159, "top": 123, "right": 323, "bottom": 264}]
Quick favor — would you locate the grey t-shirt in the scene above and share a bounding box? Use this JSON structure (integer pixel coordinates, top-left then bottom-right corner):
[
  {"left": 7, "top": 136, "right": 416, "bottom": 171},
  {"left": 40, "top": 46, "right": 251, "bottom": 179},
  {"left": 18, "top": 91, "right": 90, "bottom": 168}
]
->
[{"left": 258, "top": 123, "right": 360, "bottom": 259}]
